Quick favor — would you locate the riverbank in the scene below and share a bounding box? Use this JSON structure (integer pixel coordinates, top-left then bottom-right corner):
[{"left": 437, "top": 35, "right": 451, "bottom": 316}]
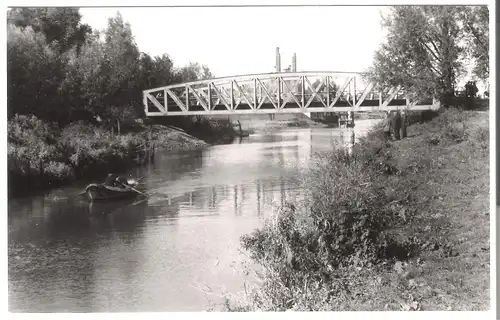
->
[
  {"left": 8, "top": 115, "right": 239, "bottom": 198},
  {"left": 210, "top": 113, "right": 327, "bottom": 134},
  {"left": 225, "top": 108, "right": 489, "bottom": 311}
]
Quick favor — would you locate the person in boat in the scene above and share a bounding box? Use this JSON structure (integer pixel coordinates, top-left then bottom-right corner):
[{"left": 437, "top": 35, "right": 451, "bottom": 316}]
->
[{"left": 104, "top": 173, "right": 129, "bottom": 188}]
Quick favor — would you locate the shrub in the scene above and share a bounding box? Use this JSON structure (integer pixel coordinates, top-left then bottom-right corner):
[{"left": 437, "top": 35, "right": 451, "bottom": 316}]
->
[
  {"left": 188, "top": 118, "right": 237, "bottom": 143},
  {"left": 434, "top": 108, "right": 468, "bottom": 143},
  {"left": 8, "top": 115, "right": 66, "bottom": 179},
  {"left": 43, "top": 161, "right": 75, "bottom": 181},
  {"left": 59, "top": 123, "right": 145, "bottom": 177},
  {"left": 239, "top": 139, "right": 409, "bottom": 310},
  {"left": 8, "top": 114, "right": 58, "bottom": 145},
  {"left": 303, "top": 151, "right": 394, "bottom": 268}
]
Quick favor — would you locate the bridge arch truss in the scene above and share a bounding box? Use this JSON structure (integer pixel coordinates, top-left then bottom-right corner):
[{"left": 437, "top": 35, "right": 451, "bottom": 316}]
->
[{"left": 143, "top": 71, "right": 438, "bottom": 117}]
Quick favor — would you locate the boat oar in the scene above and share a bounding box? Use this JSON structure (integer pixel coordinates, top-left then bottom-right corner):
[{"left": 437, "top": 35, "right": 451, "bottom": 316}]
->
[
  {"left": 119, "top": 181, "right": 148, "bottom": 197},
  {"left": 73, "top": 188, "right": 88, "bottom": 199}
]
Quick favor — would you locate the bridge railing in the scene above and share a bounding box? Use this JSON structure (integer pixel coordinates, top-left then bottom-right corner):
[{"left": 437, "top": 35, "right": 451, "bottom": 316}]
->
[{"left": 143, "top": 71, "right": 437, "bottom": 116}]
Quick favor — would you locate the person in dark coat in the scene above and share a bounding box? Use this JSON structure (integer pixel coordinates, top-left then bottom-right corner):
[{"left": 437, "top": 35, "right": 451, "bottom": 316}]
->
[
  {"left": 104, "top": 174, "right": 118, "bottom": 186},
  {"left": 391, "top": 110, "right": 402, "bottom": 140},
  {"left": 382, "top": 112, "right": 392, "bottom": 140},
  {"left": 400, "top": 110, "right": 409, "bottom": 138},
  {"left": 104, "top": 173, "right": 129, "bottom": 187}
]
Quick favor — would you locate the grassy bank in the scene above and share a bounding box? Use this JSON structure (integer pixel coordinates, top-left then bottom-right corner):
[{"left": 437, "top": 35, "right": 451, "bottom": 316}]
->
[
  {"left": 7, "top": 115, "right": 217, "bottom": 197},
  {"left": 224, "top": 108, "right": 489, "bottom": 311}
]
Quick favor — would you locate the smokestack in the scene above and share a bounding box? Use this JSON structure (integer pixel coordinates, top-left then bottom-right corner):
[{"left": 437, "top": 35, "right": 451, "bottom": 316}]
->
[
  {"left": 292, "top": 53, "right": 297, "bottom": 72},
  {"left": 275, "top": 47, "right": 281, "bottom": 72}
]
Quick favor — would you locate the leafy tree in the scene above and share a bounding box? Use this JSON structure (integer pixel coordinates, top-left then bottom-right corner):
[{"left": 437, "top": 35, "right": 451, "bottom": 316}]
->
[
  {"left": 59, "top": 31, "right": 108, "bottom": 124},
  {"left": 139, "top": 53, "right": 176, "bottom": 88},
  {"left": 173, "top": 62, "right": 214, "bottom": 83},
  {"left": 7, "top": 8, "right": 217, "bottom": 132},
  {"left": 7, "top": 24, "right": 66, "bottom": 120},
  {"left": 368, "top": 6, "right": 469, "bottom": 107},
  {"left": 100, "top": 12, "right": 142, "bottom": 131},
  {"left": 7, "top": 8, "right": 92, "bottom": 53},
  {"left": 460, "top": 6, "right": 489, "bottom": 81}
]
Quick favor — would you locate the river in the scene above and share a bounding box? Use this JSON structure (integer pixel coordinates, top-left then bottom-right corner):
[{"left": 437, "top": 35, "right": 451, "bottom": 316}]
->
[{"left": 8, "top": 120, "right": 377, "bottom": 312}]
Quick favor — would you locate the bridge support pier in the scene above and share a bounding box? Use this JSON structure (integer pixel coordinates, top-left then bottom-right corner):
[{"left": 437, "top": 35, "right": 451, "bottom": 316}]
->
[{"left": 348, "top": 111, "right": 355, "bottom": 128}]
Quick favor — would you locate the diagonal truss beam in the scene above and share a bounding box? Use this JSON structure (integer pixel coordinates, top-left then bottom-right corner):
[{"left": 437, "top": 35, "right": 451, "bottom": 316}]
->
[
  {"left": 329, "top": 76, "right": 353, "bottom": 107},
  {"left": 257, "top": 78, "right": 278, "bottom": 109},
  {"left": 186, "top": 85, "right": 209, "bottom": 111},
  {"left": 381, "top": 85, "right": 402, "bottom": 108},
  {"left": 304, "top": 77, "right": 326, "bottom": 108},
  {"left": 165, "top": 89, "right": 187, "bottom": 111},
  {"left": 233, "top": 80, "right": 254, "bottom": 109},
  {"left": 354, "top": 82, "right": 375, "bottom": 108},
  {"left": 281, "top": 77, "right": 302, "bottom": 108},
  {"left": 145, "top": 92, "right": 167, "bottom": 113},
  {"left": 220, "top": 86, "right": 234, "bottom": 109},
  {"left": 211, "top": 82, "right": 231, "bottom": 110}
]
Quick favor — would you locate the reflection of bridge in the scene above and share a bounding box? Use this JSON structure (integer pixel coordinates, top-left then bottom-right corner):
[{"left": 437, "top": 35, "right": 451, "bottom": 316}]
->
[{"left": 143, "top": 71, "right": 439, "bottom": 117}]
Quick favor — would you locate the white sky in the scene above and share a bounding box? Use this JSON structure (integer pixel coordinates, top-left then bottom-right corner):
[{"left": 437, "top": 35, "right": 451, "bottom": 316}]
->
[{"left": 80, "top": 6, "right": 389, "bottom": 77}]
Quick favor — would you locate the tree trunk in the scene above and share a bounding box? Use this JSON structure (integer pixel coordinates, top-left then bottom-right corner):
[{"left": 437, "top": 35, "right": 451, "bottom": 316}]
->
[
  {"left": 39, "top": 159, "right": 44, "bottom": 177},
  {"left": 117, "top": 119, "right": 121, "bottom": 135},
  {"left": 439, "top": 16, "right": 456, "bottom": 108}
]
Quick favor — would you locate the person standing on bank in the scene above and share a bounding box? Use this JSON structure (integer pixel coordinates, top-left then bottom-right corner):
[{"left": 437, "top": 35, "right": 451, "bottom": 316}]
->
[
  {"left": 391, "top": 110, "right": 402, "bottom": 140},
  {"left": 383, "top": 112, "right": 392, "bottom": 140},
  {"left": 400, "top": 110, "right": 409, "bottom": 138}
]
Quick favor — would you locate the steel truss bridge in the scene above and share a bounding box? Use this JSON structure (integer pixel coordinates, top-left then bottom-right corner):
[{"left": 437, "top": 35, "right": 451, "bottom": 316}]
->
[{"left": 143, "top": 72, "right": 439, "bottom": 117}]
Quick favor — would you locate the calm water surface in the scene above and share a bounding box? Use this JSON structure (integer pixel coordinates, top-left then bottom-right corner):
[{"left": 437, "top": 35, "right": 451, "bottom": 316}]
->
[{"left": 8, "top": 121, "right": 376, "bottom": 312}]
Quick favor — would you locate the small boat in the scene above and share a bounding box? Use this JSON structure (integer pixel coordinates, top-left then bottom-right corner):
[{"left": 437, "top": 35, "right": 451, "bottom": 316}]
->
[{"left": 84, "top": 179, "right": 144, "bottom": 201}]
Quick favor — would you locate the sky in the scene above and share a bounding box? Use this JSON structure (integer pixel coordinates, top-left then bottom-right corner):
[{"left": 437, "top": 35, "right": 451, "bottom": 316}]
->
[{"left": 80, "top": 6, "right": 389, "bottom": 78}]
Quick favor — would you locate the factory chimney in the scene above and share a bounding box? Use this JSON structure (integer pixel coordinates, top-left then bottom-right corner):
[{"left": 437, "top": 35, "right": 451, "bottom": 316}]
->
[
  {"left": 275, "top": 47, "right": 281, "bottom": 72},
  {"left": 292, "top": 53, "right": 297, "bottom": 72}
]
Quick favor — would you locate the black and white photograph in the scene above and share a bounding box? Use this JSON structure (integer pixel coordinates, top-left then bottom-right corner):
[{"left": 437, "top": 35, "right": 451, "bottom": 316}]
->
[{"left": 5, "top": 1, "right": 493, "bottom": 315}]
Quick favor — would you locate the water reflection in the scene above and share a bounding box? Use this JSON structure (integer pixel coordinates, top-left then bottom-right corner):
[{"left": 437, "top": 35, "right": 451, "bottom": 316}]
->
[{"left": 8, "top": 122, "right": 377, "bottom": 312}]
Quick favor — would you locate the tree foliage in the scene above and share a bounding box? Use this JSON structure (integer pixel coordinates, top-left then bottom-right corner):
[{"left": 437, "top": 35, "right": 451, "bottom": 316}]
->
[
  {"left": 368, "top": 6, "right": 489, "bottom": 106},
  {"left": 174, "top": 62, "right": 214, "bottom": 83},
  {"left": 7, "top": 8, "right": 92, "bottom": 53},
  {"left": 7, "top": 9, "right": 214, "bottom": 130},
  {"left": 460, "top": 6, "right": 489, "bottom": 81},
  {"left": 7, "top": 24, "right": 66, "bottom": 120}
]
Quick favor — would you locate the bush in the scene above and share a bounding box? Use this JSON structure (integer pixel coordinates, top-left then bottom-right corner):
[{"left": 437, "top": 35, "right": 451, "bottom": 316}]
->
[
  {"left": 188, "top": 118, "right": 237, "bottom": 143},
  {"left": 43, "top": 161, "right": 74, "bottom": 181},
  {"left": 433, "top": 108, "right": 468, "bottom": 144},
  {"left": 8, "top": 114, "right": 67, "bottom": 179},
  {"left": 238, "top": 139, "right": 411, "bottom": 310},
  {"left": 59, "top": 122, "right": 145, "bottom": 177},
  {"left": 8, "top": 114, "right": 58, "bottom": 145}
]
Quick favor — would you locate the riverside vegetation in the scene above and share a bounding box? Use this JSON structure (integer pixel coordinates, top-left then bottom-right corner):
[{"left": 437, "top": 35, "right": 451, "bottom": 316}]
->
[
  {"left": 8, "top": 115, "right": 237, "bottom": 197},
  {"left": 223, "top": 108, "right": 489, "bottom": 311},
  {"left": 7, "top": 8, "right": 238, "bottom": 197}
]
